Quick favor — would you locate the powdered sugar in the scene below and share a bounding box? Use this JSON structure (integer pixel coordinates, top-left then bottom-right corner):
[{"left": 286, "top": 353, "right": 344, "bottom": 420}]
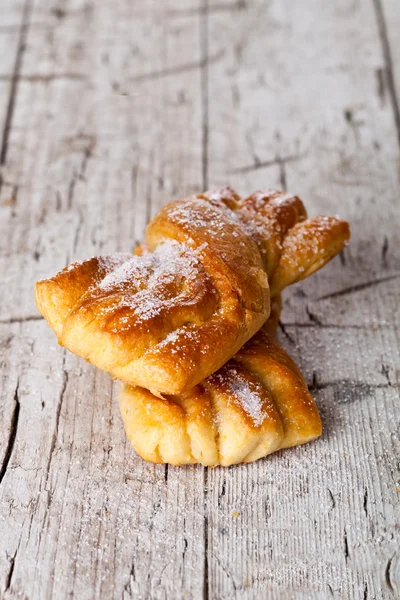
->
[
  {"left": 99, "top": 241, "right": 200, "bottom": 292},
  {"left": 62, "top": 253, "right": 132, "bottom": 276},
  {"left": 228, "top": 374, "right": 266, "bottom": 426},
  {"left": 167, "top": 197, "right": 249, "bottom": 240},
  {"left": 155, "top": 326, "right": 200, "bottom": 354},
  {"left": 94, "top": 240, "right": 211, "bottom": 327},
  {"left": 212, "top": 368, "right": 267, "bottom": 427}
]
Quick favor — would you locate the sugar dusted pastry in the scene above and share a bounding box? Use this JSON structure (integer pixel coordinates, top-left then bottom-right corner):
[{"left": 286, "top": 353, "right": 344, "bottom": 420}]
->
[
  {"left": 119, "top": 297, "right": 322, "bottom": 466},
  {"left": 35, "top": 188, "right": 350, "bottom": 396}
]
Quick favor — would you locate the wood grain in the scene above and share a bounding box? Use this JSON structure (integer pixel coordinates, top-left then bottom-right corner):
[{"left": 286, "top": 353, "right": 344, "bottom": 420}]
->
[{"left": 0, "top": 0, "right": 399, "bottom": 598}]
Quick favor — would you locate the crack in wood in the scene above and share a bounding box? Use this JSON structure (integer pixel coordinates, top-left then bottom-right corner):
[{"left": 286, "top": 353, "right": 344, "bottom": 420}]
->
[
  {"left": 327, "top": 488, "right": 336, "bottom": 512},
  {"left": 311, "top": 371, "right": 319, "bottom": 391},
  {"left": 0, "top": 380, "right": 20, "bottom": 486},
  {"left": 9, "top": 464, "right": 41, "bottom": 474},
  {"left": 0, "top": 335, "right": 13, "bottom": 350},
  {"left": 213, "top": 554, "right": 238, "bottom": 591},
  {"left": 0, "top": 21, "right": 47, "bottom": 35},
  {"left": 200, "top": 0, "right": 209, "bottom": 190},
  {"left": 145, "top": 150, "right": 154, "bottom": 228},
  {"left": 130, "top": 163, "right": 139, "bottom": 247},
  {"left": 278, "top": 320, "right": 295, "bottom": 344},
  {"left": 318, "top": 273, "right": 400, "bottom": 300},
  {"left": 372, "top": 0, "right": 400, "bottom": 149},
  {"left": 264, "top": 496, "right": 271, "bottom": 522},
  {"left": 343, "top": 529, "right": 349, "bottom": 560},
  {"left": 203, "top": 467, "right": 209, "bottom": 600},
  {"left": 229, "top": 153, "right": 303, "bottom": 174},
  {"left": 44, "top": 353, "right": 68, "bottom": 492},
  {"left": 343, "top": 108, "right": 364, "bottom": 145},
  {"left": 73, "top": 208, "right": 84, "bottom": 253},
  {"left": 124, "top": 559, "right": 137, "bottom": 596},
  {"left": 385, "top": 555, "right": 394, "bottom": 592},
  {"left": 363, "top": 487, "right": 368, "bottom": 517},
  {"left": 4, "top": 549, "right": 17, "bottom": 593},
  {"left": 164, "top": 464, "right": 168, "bottom": 484},
  {"left": 0, "top": 73, "right": 86, "bottom": 83},
  {"left": 118, "top": 51, "right": 223, "bottom": 88},
  {"left": 306, "top": 305, "right": 323, "bottom": 326},
  {"left": 167, "top": 1, "right": 247, "bottom": 18},
  {"left": 0, "top": 315, "right": 43, "bottom": 324},
  {"left": 67, "top": 140, "right": 94, "bottom": 210},
  {"left": 218, "top": 477, "right": 226, "bottom": 508},
  {"left": 278, "top": 158, "right": 287, "bottom": 190},
  {"left": 26, "top": 509, "right": 35, "bottom": 546},
  {"left": 381, "top": 235, "right": 389, "bottom": 267},
  {"left": 35, "top": 512, "right": 46, "bottom": 569},
  {"left": 148, "top": 494, "right": 162, "bottom": 532},
  {"left": 182, "top": 538, "right": 188, "bottom": 562},
  {"left": 0, "top": 0, "right": 33, "bottom": 193},
  {"left": 375, "top": 67, "right": 386, "bottom": 105},
  {"left": 380, "top": 363, "right": 392, "bottom": 387},
  {"left": 363, "top": 581, "right": 368, "bottom": 599}
]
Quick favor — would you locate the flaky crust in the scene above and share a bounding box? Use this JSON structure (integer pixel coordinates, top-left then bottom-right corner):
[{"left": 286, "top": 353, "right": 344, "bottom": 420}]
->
[
  {"left": 119, "top": 297, "right": 322, "bottom": 466},
  {"left": 35, "top": 188, "right": 350, "bottom": 395}
]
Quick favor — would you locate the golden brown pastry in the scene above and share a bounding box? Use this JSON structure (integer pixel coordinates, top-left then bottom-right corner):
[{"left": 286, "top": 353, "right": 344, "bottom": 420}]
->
[
  {"left": 119, "top": 297, "right": 322, "bottom": 466},
  {"left": 35, "top": 188, "right": 350, "bottom": 395}
]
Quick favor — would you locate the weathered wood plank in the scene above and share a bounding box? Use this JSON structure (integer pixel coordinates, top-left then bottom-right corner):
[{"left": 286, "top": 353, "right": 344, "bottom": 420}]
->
[
  {"left": 206, "top": 0, "right": 400, "bottom": 597},
  {"left": 0, "top": 0, "right": 399, "bottom": 599},
  {"left": 374, "top": 0, "right": 400, "bottom": 150},
  {"left": 0, "top": 0, "right": 31, "bottom": 205},
  {"left": 0, "top": 1, "right": 207, "bottom": 598}
]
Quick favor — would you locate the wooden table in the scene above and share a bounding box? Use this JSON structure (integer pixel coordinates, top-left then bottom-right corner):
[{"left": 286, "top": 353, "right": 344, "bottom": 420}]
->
[{"left": 1, "top": 1, "right": 399, "bottom": 598}]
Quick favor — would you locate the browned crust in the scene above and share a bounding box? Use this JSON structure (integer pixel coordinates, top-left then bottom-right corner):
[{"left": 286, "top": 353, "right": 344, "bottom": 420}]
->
[{"left": 35, "top": 187, "right": 350, "bottom": 395}]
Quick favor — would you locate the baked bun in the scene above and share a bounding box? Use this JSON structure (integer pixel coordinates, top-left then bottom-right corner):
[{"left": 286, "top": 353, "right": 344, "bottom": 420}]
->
[
  {"left": 35, "top": 188, "right": 349, "bottom": 395},
  {"left": 119, "top": 297, "right": 322, "bottom": 466}
]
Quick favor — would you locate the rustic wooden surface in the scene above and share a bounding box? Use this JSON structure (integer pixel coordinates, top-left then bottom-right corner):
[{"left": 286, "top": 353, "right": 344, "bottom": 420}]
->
[{"left": 0, "top": 0, "right": 399, "bottom": 598}]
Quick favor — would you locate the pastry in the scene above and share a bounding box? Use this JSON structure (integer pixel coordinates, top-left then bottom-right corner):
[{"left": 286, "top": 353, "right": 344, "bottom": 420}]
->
[
  {"left": 35, "top": 188, "right": 350, "bottom": 396},
  {"left": 119, "top": 296, "right": 322, "bottom": 466}
]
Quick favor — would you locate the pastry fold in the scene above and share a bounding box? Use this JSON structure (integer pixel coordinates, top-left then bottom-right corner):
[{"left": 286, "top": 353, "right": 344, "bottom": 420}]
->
[
  {"left": 119, "top": 297, "right": 322, "bottom": 466},
  {"left": 35, "top": 188, "right": 350, "bottom": 396}
]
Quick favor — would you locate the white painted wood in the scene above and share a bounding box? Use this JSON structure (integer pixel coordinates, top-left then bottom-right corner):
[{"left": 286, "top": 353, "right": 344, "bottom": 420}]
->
[
  {"left": 1, "top": 1, "right": 207, "bottom": 598},
  {"left": 376, "top": 0, "right": 400, "bottom": 151},
  {"left": 0, "top": 0, "right": 399, "bottom": 598},
  {"left": 0, "top": 0, "right": 30, "bottom": 207},
  {"left": 205, "top": 0, "right": 400, "bottom": 598}
]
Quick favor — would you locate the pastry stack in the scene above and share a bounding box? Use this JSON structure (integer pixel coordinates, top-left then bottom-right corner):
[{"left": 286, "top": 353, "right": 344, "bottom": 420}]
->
[{"left": 35, "top": 188, "right": 350, "bottom": 466}]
